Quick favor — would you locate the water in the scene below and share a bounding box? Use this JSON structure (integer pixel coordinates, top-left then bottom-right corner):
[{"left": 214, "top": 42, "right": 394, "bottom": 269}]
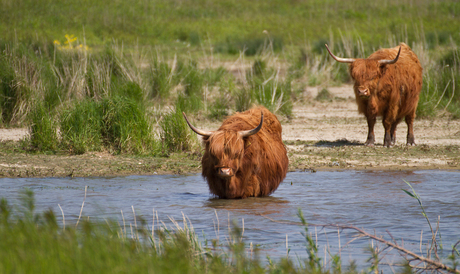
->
[{"left": 1, "top": 170, "right": 460, "bottom": 270}]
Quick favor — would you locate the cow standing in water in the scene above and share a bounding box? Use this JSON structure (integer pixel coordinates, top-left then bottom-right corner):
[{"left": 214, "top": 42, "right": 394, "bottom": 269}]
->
[
  {"left": 325, "top": 43, "right": 423, "bottom": 147},
  {"left": 183, "top": 107, "right": 288, "bottom": 199}
]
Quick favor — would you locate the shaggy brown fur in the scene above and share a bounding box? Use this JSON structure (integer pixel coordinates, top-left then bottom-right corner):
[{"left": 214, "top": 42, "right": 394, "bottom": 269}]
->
[
  {"left": 198, "top": 107, "right": 288, "bottom": 199},
  {"left": 338, "top": 43, "right": 423, "bottom": 147}
]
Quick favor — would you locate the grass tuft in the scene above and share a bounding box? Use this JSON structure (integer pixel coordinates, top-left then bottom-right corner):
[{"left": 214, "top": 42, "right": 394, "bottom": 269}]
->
[
  {"left": 27, "top": 103, "right": 59, "bottom": 152},
  {"left": 101, "top": 95, "right": 157, "bottom": 154},
  {"left": 60, "top": 99, "right": 103, "bottom": 155},
  {"left": 160, "top": 107, "right": 197, "bottom": 153}
]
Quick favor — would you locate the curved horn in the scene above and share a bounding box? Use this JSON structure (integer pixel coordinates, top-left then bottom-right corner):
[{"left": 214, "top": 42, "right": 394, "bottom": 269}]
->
[
  {"left": 325, "top": 44, "right": 355, "bottom": 63},
  {"left": 182, "top": 112, "right": 214, "bottom": 137},
  {"left": 378, "top": 46, "right": 401, "bottom": 65},
  {"left": 239, "top": 111, "right": 264, "bottom": 138}
]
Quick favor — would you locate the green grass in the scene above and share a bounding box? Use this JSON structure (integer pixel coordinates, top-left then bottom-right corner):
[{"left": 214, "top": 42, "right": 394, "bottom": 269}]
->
[
  {"left": 0, "top": 0, "right": 460, "bottom": 153},
  {"left": 417, "top": 48, "right": 460, "bottom": 118},
  {"left": 27, "top": 103, "right": 59, "bottom": 152},
  {"left": 60, "top": 99, "right": 103, "bottom": 155},
  {"left": 160, "top": 107, "right": 197, "bottom": 153},
  {"left": 1, "top": 188, "right": 458, "bottom": 273},
  {"left": 1, "top": 0, "right": 459, "bottom": 49},
  {"left": 0, "top": 191, "right": 323, "bottom": 274},
  {"left": 100, "top": 95, "right": 157, "bottom": 154}
]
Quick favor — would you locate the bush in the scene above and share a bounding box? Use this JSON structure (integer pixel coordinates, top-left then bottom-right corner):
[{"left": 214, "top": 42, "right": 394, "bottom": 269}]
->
[
  {"left": 246, "top": 60, "right": 293, "bottom": 117},
  {"left": 0, "top": 49, "right": 38, "bottom": 126},
  {"left": 160, "top": 107, "right": 196, "bottom": 153},
  {"left": 101, "top": 95, "right": 157, "bottom": 154},
  {"left": 28, "top": 103, "right": 59, "bottom": 152},
  {"left": 208, "top": 94, "right": 229, "bottom": 120},
  {"left": 418, "top": 55, "right": 460, "bottom": 119},
  {"left": 215, "top": 36, "right": 283, "bottom": 56},
  {"left": 150, "top": 59, "right": 175, "bottom": 99},
  {"left": 60, "top": 100, "right": 103, "bottom": 155}
]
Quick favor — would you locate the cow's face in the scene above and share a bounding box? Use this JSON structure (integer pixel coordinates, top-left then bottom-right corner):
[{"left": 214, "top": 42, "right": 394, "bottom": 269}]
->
[
  {"left": 350, "top": 60, "right": 383, "bottom": 98},
  {"left": 324, "top": 43, "right": 400, "bottom": 98},
  {"left": 182, "top": 111, "right": 263, "bottom": 179},
  {"left": 206, "top": 130, "right": 245, "bottom": 178}
]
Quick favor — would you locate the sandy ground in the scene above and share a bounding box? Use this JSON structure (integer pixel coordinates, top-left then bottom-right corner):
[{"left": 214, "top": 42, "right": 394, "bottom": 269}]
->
[
  {"left": 0, "top": 85, "right": 459, "bottom": 177},
  {"left": 0, "top": 128, "right": 28, "bottom": 142},
  {"left": 283, "top": 85, "right": 460, "bottom": 146},
  {"left": 2, "top": 85, "right": 459, "bottom": 146}
]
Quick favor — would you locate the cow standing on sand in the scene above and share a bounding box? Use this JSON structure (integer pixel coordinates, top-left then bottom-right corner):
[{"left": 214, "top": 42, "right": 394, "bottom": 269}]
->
[
  {"left": 325, "top": 43, "right": 423, "bottom": 147},
  {"left": 183, "top": 107, "right": 288, "bottom": 199}
]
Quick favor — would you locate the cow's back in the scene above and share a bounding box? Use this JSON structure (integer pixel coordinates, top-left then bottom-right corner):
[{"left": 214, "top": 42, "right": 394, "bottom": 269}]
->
[
  {"left": 218, "top": 107, "right": 283, "bottom": 138},
  {"left": 369, "top": 43, "right": 423, "bottom": 93},
  {"left": 355, "top": 43, "right": 423, "bottom": 118},
  {"left": 376, "top": 43, "right": 423, "bottom": 116}
]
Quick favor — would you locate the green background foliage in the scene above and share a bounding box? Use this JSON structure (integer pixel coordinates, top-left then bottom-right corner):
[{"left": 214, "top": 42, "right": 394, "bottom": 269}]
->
[{"left": 0, "top": 0, "right": 459, "bottom": 154}]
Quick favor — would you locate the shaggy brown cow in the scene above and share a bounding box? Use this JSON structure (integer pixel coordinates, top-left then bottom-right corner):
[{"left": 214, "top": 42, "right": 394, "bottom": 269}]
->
[
  {"left": 325, "top": 43, "right": 423, "bottom": 147},
  {"left": 183, "top": 107, "right": 288, "bottom": 199}
]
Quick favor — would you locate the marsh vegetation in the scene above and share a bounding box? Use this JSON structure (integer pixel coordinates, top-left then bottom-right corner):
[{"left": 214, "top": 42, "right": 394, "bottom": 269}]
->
[
  {"left": 1, "top": 1, "right": 460, "bottom": 272},
  {"left": 0, "top": 0, "right": 459, "bottom": 156}
]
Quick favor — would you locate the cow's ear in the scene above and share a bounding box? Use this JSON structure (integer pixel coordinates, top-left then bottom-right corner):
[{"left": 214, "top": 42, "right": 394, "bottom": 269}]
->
[{"left": 378, "top": 63, "right": 389, "bottom": 74}]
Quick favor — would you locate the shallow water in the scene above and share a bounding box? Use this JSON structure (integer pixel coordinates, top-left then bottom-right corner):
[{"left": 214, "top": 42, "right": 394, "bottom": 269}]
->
[{"left": 1, "top": 170, "right": 459, "bottom": 271}]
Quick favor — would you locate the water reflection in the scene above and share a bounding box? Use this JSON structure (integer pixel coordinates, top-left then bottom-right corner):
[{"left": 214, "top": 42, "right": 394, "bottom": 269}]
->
[{"left": 205, "top": 196, "right": 290, "bottom": 216}]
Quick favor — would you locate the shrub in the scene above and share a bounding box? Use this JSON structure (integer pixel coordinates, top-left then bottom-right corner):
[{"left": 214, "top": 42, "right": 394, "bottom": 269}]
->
[
  {"left": 101, "top": 95, "right": 157, "bottom": 154},
  {"left": 246, "top": 60, "right": 293, "bottom": 116},
  {"left": 149, "top": 56, "right": 178, "bottom": 100},
  {"left": 215, "top": 36, "right": 283, "bottom": 56},
  {"left": 160, "top": 107, "right": 196, "bottom": 153},
  {"left": 60, "top": 100, "right": 103, "bottom": 155},
  {"left": 0, "top": 49, "right": 39, "bottom": 126},
  {"left": 233, "top": 87, "right": 253, "bottom": 112},
  {"left": 28, "top": 103, "right": 59, "bottom": 152},
  {"left": 208, "top": 94, "right": 229, "bottom": 120},
  {"left": 315, "top": 88, "right": 333, "bottom": 102}
]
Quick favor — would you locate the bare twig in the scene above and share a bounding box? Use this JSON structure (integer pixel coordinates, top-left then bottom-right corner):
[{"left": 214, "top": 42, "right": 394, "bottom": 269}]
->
[
  {"left": 326, "top": 224, "right": 458, "bottom": 274},
  {"left": 258, "top": 214, "right": 460, "bottom": 273},
  {"left": 453, "top": 240, "right": 460, "bottom": 257}
]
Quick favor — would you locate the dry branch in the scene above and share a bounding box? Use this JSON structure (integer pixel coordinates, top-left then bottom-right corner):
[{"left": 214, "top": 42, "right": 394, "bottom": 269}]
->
[{"left": 258, "top": 214, "right": 459, "bottom": 273}]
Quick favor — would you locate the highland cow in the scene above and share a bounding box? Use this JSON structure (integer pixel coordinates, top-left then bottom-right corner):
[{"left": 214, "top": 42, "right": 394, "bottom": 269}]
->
[
  {"left": 183, "top": 107, "right": 288, "bottom": 199},
  {"left": 325, "top": 43, "right": 423, "bottom": 147}
]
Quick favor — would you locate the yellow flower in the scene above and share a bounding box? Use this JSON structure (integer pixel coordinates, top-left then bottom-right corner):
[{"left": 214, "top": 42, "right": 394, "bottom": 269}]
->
[
  {"left": 64, "top": 34, "right": 77, "bottom": 47},
  {"left": 54, "top": 35, "right": 90, "bottom": 51}
]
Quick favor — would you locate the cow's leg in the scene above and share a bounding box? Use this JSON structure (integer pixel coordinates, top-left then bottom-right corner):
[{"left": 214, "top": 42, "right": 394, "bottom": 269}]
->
[
  {"left": 365, "top": 116, "right": 376, "bottom": 146},
  {"left": 244, "top": 175, "right": 260, "bottom": 197},
  {"left": 382, "top": 116, "right": 394, "bottom": 148},
  {"left": 405, "top": 112, "right": 416, "bottom": 145},
  {"left": 390, "top": 119, "right": 402, "bottom": 146}
]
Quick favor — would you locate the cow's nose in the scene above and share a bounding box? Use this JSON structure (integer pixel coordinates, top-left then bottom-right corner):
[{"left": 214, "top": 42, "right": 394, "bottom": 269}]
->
[
  {"left": 218, "top": 168, "right": 234, "bottom": 178},
  {"left": 358, "top": 87, "right": 369, "bottom": 96}
]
